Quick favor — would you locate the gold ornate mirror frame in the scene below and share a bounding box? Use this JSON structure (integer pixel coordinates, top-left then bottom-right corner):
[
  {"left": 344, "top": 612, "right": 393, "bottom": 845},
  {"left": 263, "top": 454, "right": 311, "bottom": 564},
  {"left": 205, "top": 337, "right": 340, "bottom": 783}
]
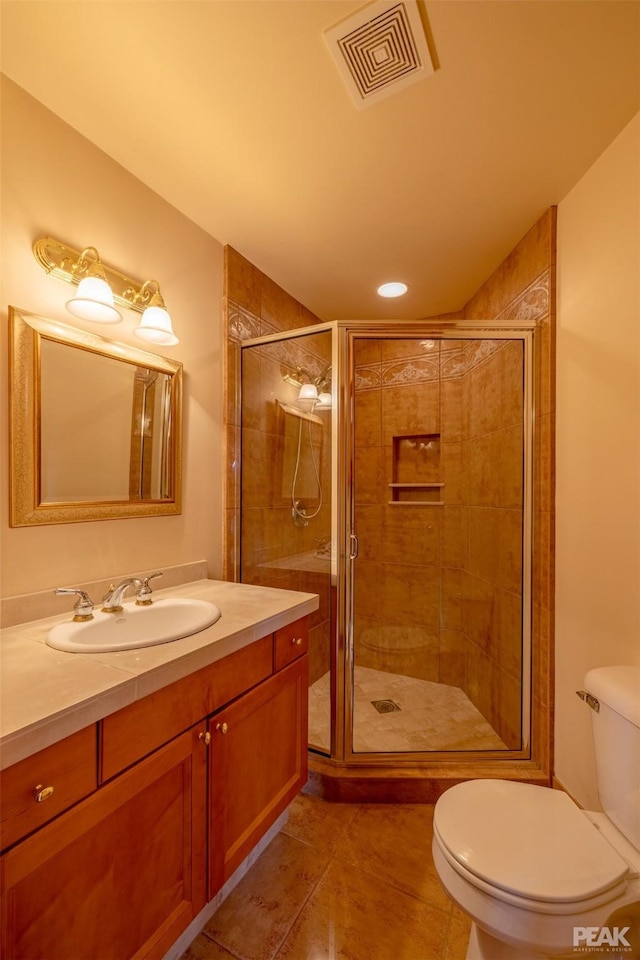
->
[{"left": 9, "top": 306, "right": 183, "bottom": 526}]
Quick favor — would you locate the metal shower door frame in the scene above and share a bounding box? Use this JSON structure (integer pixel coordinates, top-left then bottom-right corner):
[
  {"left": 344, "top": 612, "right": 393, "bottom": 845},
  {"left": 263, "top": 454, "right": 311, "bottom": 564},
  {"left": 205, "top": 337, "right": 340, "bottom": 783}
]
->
[{"left": 338, "top": 320, "right": 535, "bottom": 765}]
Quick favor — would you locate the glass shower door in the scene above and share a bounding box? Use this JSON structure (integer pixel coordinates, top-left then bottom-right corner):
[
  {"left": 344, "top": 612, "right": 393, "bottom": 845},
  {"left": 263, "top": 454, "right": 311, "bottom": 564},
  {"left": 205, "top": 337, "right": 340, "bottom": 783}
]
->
[
  {"left": 348, "top": 331, "right": 530, "bottom": 757},
  {"left": 239, "top": 326, "right": 335, "bottom": 757}
]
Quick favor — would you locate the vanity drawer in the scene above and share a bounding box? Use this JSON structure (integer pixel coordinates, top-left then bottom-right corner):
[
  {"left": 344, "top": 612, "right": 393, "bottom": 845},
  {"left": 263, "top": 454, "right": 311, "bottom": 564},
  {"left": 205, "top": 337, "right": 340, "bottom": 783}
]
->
[
  {"left": 274, "top": 617, "right": 309, "bottom": 672},
  {"left": 0, "top": 725, "right": 97, "bottom": 851},
  {"left": 100, "top": 635, "right": 273, "bottom": 781}
]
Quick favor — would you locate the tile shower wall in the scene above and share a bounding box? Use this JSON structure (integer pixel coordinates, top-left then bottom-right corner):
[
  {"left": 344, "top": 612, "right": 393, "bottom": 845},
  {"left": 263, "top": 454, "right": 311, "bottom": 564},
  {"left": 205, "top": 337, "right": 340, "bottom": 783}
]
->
[
  {"left": 223, "top": 248, "right": 331, "bottom": 685},
  {"left": 353, "top": 338, "right": 524, "bottom": 746},
  {"left": 464, "top": 208, "right": 556, "bottom": 770},
  {"left": 461, "top": 339, "right": 524, "bottom": 746}
]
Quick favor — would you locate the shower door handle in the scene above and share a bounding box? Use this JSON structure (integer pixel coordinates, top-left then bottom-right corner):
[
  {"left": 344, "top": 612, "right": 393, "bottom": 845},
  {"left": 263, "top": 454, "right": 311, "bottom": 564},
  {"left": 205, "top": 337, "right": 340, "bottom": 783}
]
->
[{"left": 349, "top": 534, "right": 359, "bottom": 560}]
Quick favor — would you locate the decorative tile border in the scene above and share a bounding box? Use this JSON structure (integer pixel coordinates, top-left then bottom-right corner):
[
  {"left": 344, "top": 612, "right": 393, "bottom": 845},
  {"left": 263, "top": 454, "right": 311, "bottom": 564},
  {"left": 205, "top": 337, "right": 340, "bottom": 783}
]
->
[
  {"left": 439, "top": 348, "right": 467, "bottom": 380},
  {"left": 227, "top": 301, "right": 261, "bottom": 342},
  {"left": 355, "top": 365, "right": 382, "bottom": 391},
  {"left": 259, "top": 337, "right": 330, "bottom": 384},
  {"left": 463, "top": 339, "right": 504, "bottom": 373},
  {"left": 228, "top": 299, "right": 330, "bottom": 383},
  {"left": 497, "top": 270, "right": 550, "bottom": 324},
  {"left": 355, "top": 340, "right": 506, "bottom": 392},
  {"left": 381, "top": 356, "right": 439, "bottom": 386}
]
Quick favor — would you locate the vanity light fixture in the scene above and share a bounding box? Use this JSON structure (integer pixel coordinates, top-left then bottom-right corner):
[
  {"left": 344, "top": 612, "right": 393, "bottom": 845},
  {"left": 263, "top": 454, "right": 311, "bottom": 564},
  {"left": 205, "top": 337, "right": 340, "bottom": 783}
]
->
[
  {"left": 377, "top": 281, "right": 408, "bottom": 298},
  {"left": 65, "top": 247, "right": 122, "bottom": 324},
  {"left": 127, "top": 281, "right": 179, "bottom": 346},
  {"left": 33, "top": 237, "right": 179, "bottom": 344}
]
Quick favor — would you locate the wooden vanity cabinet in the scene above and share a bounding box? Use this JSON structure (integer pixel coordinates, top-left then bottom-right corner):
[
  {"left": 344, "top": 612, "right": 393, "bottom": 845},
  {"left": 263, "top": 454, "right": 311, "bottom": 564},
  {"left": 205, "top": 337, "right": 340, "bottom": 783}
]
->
[
  {"left": 1, "top": 616, "right": 310, "bottom": 960},
  {"left": 1, "top": 724, "right": 207, "bottom": 960}
]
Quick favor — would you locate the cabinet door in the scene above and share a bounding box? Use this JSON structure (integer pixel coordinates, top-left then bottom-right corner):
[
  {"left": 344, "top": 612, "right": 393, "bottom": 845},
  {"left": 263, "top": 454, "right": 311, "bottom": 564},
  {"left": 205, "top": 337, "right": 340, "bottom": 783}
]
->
[
  {"left": 209, "top": 655, "right": 308, "bottom": 895},
  {"left": 1, "top": 725, "right": 207, "bottom": 960}
]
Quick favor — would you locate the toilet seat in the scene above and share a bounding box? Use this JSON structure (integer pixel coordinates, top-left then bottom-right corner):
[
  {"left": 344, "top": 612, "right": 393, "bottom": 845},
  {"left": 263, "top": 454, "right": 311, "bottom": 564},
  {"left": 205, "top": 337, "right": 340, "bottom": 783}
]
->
[
  {"left": 433, "top": 780, "right": 630, "bottom": 907},
  {"left": 433, "top": 821, "right": 629, "bottom": 916}
]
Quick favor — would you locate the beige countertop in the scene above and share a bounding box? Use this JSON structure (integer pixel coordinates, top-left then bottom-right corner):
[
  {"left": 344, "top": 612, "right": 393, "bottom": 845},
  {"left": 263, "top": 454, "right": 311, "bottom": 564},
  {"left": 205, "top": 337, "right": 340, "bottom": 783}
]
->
[{"left": 0, "top": 579, "right": 318, "bottom": 770}]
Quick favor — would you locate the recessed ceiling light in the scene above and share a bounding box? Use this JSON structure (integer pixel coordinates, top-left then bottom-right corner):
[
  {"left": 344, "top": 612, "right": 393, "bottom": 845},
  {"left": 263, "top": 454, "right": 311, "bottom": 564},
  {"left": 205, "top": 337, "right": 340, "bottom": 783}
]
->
[{"left": 377, "top": 281, "right": 408, "bottom": 298}]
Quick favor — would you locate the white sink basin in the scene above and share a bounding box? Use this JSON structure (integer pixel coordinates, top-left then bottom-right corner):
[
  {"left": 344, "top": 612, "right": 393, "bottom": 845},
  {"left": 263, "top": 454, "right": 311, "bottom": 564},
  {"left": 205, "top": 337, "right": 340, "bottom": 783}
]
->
[{"left": 47, "top": 597, "right": 221, "bottom": 653}]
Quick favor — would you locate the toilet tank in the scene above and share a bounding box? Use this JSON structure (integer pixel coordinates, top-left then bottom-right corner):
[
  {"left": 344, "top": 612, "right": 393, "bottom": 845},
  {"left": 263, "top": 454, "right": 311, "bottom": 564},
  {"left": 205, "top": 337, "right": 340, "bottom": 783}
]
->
[{"left": 585, "top": 665, "right": 640, "bottom": 851}]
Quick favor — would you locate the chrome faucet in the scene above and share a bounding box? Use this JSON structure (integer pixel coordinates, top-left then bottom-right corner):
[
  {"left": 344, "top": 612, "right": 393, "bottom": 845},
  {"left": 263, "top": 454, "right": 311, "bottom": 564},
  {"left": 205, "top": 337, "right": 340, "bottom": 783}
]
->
[
  {"left": 102, "top": 571, "right": 163, "bottom": 612},
  {"left": 102, "top": 578, "right": 142, "bottom": 613}
]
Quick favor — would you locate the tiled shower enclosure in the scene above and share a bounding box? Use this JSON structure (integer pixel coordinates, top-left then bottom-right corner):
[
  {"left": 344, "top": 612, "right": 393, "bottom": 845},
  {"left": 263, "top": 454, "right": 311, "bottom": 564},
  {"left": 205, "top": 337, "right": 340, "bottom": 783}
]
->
[{"left": 239, "top": 322, "right": 532, "bottom": 763}]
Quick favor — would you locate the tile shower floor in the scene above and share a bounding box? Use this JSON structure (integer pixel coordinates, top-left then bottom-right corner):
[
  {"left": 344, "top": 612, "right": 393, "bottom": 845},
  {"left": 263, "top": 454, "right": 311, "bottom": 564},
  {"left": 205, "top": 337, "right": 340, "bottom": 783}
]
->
[
  {"left": 182, "top": 791, "right": 471, "bottom": 960},
  {"left": 309, "top": 666, "right": 506, "bottom": 752}
]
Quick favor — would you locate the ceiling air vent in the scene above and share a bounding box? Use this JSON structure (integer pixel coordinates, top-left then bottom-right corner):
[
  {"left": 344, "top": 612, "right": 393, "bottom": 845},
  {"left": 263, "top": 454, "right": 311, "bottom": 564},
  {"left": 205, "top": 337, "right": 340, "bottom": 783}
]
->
[{"left": 324, "top": 0, "right": 434, "bottom": 108}]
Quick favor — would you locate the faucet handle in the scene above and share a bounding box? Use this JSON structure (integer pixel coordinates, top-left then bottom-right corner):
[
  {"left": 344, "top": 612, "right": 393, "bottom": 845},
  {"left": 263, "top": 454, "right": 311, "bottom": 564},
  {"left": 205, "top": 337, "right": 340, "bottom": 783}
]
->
[
  {"left": 54, "top": 588, "right": 95, "bottom": 622},
  {"left": 136, "top": 571, "right": 163, "bottom": 605}
]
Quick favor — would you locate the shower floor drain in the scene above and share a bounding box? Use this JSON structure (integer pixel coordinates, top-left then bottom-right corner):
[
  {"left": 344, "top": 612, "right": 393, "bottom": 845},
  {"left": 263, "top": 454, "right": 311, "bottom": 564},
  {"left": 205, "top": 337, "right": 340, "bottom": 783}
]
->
[{"left": 371, "top": 699, "right": 401, "bottom": 714}]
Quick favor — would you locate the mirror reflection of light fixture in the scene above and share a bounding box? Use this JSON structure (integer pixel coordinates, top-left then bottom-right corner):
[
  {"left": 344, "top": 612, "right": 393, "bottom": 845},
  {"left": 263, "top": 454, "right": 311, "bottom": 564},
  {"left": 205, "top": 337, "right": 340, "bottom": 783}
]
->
[
  {"left": 314, "top": 366, "right": 332, "bottom": 409},
  {"left": 65, "top": 247, "right": 122, "bottom": 324},
  {"left": 296, "top": 382, "right": 318, "bottom": 412},
  {"left": 282, "top": 366, "right": 332, "bottom": 411},
  {"left": 33, "top": 237, "right": 179, "bottom": 345},
  {"left": 298, "top": 382, "right": 318, "bottom": 401}
]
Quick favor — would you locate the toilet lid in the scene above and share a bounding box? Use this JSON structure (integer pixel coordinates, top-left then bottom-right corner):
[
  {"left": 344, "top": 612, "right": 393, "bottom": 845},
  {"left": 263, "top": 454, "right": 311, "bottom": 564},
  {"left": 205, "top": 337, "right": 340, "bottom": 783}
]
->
[{"left": 434, "top": 780, "right": 629, "bottom": 903}]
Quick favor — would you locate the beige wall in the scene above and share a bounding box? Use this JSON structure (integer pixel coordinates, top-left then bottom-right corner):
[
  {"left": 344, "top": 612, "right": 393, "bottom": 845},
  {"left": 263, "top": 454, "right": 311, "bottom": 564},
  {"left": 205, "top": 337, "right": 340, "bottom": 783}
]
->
[
  {"left": 1, "top": 77, "right": 224, "bottom": 599},
  {"left": 555, "top": 113, "right": 640, "bottom": 808}
]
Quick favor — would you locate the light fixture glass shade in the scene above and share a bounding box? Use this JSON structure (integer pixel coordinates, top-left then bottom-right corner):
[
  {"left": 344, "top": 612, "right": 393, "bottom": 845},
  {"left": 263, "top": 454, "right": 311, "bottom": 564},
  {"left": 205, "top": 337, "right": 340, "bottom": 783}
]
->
[
  {"left": 134, "top": 304, "right": 179, "bottom": 346},
  {"left": 298, "top": 383, "right": 318, "bottom": 401},
  {"left": 66, "top": 275, "right": 122, "bottom": 323},
  {"left": 316, "top": 391, "right": 332, "bottom": 408}
]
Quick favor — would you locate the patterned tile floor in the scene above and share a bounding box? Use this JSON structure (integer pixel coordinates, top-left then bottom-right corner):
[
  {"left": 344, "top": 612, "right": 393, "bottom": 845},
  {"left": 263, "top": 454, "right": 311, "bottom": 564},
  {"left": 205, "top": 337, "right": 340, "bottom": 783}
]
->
[
  {"left": 308, "top": 666, "right": 506, "bottom": 753},
  {"left": 182, "top": 792, "right": 471, "bottom": 960}
]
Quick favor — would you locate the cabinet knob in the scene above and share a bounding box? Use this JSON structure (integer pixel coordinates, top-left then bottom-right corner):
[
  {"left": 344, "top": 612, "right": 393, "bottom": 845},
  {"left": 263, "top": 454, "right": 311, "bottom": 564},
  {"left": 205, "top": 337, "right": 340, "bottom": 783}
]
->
[
  {"left": 198, "top": 731, "right": 211, "bottom": 745},
  {"left": 292, "top": 637, "right": 303, "bottom": 646},
  {"left": 33, "top": 784, "right": 55, "bottom": 803},
  {"left": 216, "top": 722, "right": 228, "bottom": 735}
]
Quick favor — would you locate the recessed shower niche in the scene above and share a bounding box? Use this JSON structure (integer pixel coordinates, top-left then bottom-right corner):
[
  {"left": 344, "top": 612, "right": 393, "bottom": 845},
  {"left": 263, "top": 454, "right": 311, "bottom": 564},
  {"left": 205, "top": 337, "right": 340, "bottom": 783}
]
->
[
  {"left": 238, "top": 320, "right": 551, "bottom": 801},
  {"left": 390, "top": 434, "right": 443, "bottom": 504}
]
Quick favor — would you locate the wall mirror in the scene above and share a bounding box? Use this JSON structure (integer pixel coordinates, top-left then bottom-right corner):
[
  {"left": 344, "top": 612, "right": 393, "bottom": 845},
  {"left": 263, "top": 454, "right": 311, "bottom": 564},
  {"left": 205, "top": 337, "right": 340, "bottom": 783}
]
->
[{"left": 9, "top": 306, "right": 182, "bottom": 525}]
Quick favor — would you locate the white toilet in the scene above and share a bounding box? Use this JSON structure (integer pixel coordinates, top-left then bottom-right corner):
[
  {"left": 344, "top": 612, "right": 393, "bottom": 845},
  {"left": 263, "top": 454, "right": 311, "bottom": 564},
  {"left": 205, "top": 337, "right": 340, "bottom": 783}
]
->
[{"left": 432, "top": 666, "right": 640, "bottom": 959}]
